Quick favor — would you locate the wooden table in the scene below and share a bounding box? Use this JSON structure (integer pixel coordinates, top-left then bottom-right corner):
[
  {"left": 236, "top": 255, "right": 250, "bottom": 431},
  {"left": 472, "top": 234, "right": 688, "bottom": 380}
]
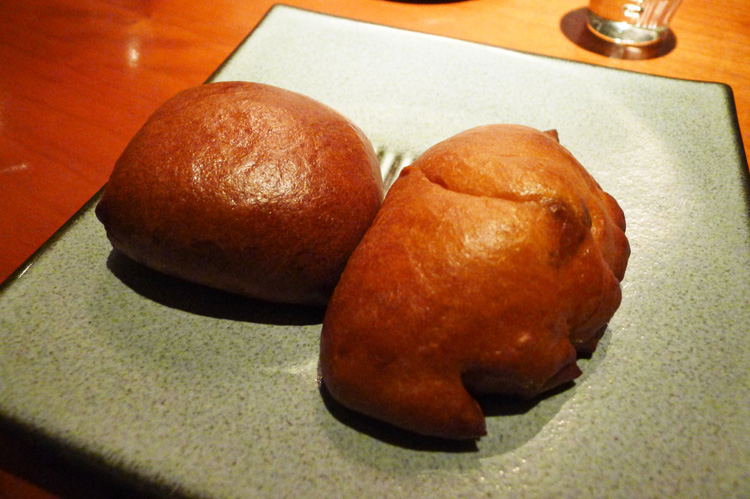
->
[{"left": 1, "top": 0, "right": 748, "bottom": 496}]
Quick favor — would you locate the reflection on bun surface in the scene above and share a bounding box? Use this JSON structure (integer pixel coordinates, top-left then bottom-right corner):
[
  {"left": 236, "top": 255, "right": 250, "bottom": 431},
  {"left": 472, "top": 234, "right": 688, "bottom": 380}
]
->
[
  {"left": 96, "top": 81, "right": 383, "bottom": 306},
  {"left": 320, "top": 124, "right": 629, "bottom": 439}
]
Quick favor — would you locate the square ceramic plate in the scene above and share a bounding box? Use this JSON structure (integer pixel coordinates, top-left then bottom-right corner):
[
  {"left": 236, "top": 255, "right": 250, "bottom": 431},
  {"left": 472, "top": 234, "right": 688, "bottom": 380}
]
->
[{"left": 2, "top": 5, "right": 749, "bottom": 498}]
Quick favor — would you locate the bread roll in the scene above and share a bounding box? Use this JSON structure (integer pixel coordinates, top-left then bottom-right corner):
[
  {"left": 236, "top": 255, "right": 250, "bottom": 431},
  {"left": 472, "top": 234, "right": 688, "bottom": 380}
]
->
[
  {"left": 320, "top": 124, "right": 629, "bottom": 439},
  {"left": 96, "top": 81, "right": 383, "bottom": 306}
]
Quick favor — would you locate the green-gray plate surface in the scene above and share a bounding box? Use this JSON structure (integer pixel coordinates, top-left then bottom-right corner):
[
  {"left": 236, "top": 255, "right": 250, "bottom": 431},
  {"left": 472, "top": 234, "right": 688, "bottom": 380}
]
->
[{"left": 2, "top": 5, "right": 749, "bottom": 498}]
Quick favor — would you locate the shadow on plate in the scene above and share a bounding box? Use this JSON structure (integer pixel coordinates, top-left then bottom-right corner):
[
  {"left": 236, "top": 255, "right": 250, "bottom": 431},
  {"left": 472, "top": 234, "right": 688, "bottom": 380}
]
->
[
  {"left": 318, "top": 326, "right": 612, "bottom": 466},
  {"left": 319, "top": 378, "right": 575, "bottom": 453},
  {"left": 106, "top": 250, "right": 325, "bottom": 326},
  {"left": 0, "top": 417, "right": 186, "bottom": 499},
  {"left": 560, "top": 7, "right": 676, "bottom": 60},
  {"left": 476, "top": 379, "right": 577, "bottom": 418},
  {"left": 320, "top": 382, "right": 480, "bottom": 452}
]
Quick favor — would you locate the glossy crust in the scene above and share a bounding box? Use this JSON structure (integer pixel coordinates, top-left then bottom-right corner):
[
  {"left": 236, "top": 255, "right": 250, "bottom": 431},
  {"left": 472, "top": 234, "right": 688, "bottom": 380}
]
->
[
  {"left": 320, "top": 124, "right": 630, "bottom": 439},
  {"left": 96, "top": 81, "right": 383, "bottom": 305}
]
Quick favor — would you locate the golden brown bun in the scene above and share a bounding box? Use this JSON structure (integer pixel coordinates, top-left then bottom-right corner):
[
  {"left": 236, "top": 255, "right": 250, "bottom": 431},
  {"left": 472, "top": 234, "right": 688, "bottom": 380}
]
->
[
  {"left": 320, "top": 124, "right": 630, "bottom": 439},
  {"left": 96, "top": 81, "right": 383, "bottom": 306}
]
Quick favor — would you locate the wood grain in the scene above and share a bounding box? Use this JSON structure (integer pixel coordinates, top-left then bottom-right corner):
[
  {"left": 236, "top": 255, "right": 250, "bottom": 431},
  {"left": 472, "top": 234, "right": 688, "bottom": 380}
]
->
[{"left": 1, "top": 0, "right": 748, "bottom": 496}]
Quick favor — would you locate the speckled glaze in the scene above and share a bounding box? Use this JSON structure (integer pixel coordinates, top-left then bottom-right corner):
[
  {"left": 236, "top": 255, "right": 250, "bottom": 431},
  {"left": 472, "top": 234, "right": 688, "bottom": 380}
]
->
[{"left": 1, "top": 5, "right": 749, "bottom": 498}]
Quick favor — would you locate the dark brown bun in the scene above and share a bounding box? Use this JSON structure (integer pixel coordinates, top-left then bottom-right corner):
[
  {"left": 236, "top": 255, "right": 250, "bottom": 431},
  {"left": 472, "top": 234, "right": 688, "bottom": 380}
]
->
[
  {"left": 96, "top": 81, "right": 383, "bottom": 306},
  {"left": 320, "top": 124, "right": 630, "bottom": 439}
]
